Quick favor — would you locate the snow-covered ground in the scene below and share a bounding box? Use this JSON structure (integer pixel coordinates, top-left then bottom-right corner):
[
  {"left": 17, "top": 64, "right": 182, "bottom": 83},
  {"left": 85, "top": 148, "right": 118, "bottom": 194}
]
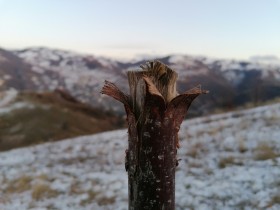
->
[
  {"left": 0, "top": 89, "right": 36, "bottom": 115},
  {"left": 0, "top": 89, "right": 18, "bottom": 108},
  {"left": 0, "top": 103, "right": 280, "bottom": 210}
]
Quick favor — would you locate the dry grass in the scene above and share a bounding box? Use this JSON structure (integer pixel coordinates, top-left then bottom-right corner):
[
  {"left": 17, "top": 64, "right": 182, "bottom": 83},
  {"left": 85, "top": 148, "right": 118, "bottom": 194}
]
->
[
  {"left": 5, "top": 175, "right": 32, "bottom": 193},
  {"left": 271, "top": 195, "right": 280, "bottom": 204},
  {"left": 218, "top": 157, "right": 235, "bottom": 168},
  {"left": 266, "top": 194, "right": 280, "bottom": 208},
  {"left": 186, "top": 143, "right": 204, "bottom": 158},
  {"left": 5, "top": 174, "right": 52, "bottom": 195},
  {"left": 186, "top": 148, "right": 199, "bottom": 158},
  {"left": 80, "top": 190, "right": 98, "bottom": 206},
  {"left": 59, "top": 156, "right": 88, "bottom": 165},
  {"left": 97, "top": 196, "right": 116, "bottom": 206},
  {"left": 70, "top": 181, "right": 84, "bottom": 195},
  {"left": 254, "top": 143, "right": 279, "bottom": 161},
  {"left": 0, "top": 91, "right": 125, "bottom": 152},
  {"left": 238, "top": 139, "right": 248, "bottom": 153},
  {"left": 207, "top": 127, "right": 222, "bottom": 136},
  {"left": 37, "top": 174, "right": 50, "bottom": 181},
  {"left": 32, "top": 183, "right": 59, "bottom": 200}
]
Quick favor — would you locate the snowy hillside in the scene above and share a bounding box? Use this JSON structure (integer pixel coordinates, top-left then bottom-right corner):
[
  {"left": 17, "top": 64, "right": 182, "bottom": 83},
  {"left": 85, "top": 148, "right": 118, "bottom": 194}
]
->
[
  {"left": 1, "top": 47, "right": 280, "bottom": 117},
  {"left": 13, "top": 47, "right": 126, "bottom": 107},
  {"left": 0, "top": 89, "right": 124, "bottom": 151},
  {"left": 0, "top": 103, "right": 279, "bottom": 210},
  {"left": 1, "top": 47, "right": 278, "bottom": 115}
]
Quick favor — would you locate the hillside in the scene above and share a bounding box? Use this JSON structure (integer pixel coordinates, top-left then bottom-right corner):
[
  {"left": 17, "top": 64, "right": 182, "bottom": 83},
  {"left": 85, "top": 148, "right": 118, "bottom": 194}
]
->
[
  {"left": 1, "top": 47, "right": 280, "bottom": 116},
  {"left": 0, "top": 89, "right": 124, "bottom": 151},
  {"left": 0, "top": 103, "right": 279, "bottom": 209}
]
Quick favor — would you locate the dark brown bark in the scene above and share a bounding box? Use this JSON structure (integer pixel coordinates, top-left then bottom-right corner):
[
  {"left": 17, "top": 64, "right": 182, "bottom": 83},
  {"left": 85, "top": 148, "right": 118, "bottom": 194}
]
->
[{"left": 101, "top": 60, "right": 207, "bottom": 210}]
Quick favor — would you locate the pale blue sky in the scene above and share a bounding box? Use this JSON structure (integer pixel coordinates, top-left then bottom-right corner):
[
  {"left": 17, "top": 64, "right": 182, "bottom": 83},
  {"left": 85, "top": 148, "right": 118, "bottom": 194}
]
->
[{"left": 0, "top": 0, "right": 280, "bottom": 60}]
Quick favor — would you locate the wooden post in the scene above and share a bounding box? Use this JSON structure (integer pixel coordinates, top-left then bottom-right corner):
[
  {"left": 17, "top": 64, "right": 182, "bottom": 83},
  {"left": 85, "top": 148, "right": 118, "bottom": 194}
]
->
[{"left": 101, "top": 61, "right": 207, "bottom": 209}]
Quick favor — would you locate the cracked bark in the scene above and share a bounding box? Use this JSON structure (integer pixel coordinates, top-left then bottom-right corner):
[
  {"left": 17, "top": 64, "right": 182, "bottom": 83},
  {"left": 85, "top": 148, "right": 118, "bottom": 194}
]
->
[{"left": 101, "top": 60, "right": 207, "bottom": 210}]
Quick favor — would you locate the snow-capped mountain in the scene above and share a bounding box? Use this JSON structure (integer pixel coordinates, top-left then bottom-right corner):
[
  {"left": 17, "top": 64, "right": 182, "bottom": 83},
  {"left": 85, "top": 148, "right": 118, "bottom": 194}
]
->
[
  {"left": 0, "top": 103, "right": 279, "bottom": 210},
  {"left": 250, "top": 55, "right": 280, "bottom": 66},
  {"left": 13, "top": 47, "right": 128, "bottom": 107},
  {"left": 1, "top": 47, "right": 280, "bottom": 115}
]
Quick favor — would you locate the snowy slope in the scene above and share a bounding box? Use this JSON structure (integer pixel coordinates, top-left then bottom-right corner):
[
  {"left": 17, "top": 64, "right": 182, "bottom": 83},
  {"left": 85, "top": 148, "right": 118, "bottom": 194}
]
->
[
  {"left": 13, "top": 47, "right": 126, "bottom": 108},
  {"left": 0, "top": 46, "right": 279, "bottom": 117},
  {"left": 4, "top": 47, "right": 279, "bottom": 115},
  {"left": 15, "top": 48, "right": 280, "bottom": 87},
  {"left": 0, "top": 103, "right": 279, "bottom": 210}
]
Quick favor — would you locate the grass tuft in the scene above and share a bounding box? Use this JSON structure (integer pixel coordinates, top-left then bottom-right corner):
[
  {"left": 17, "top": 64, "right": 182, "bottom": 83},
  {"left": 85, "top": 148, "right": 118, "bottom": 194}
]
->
[
  {"left": 5, "top": 175, "right": 32, "bottom": 193},
  {"left": 218, "top": 157, "right": 235, "bottom": 168},
  {"left": 32, "top": 183, "right": 59, "bottom": 201},
  {"left": 80, "top": 190, "right": 98, "bottom": 206},
  {"left": 254, "top": 143, "right": 279, "bottom": 160}
]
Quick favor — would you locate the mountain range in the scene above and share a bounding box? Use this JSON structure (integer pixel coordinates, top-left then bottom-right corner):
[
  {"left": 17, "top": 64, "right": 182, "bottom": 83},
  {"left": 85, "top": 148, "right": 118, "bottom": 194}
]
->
[
  {"left": 1, "top": 46, "right": 280, "bottom": 209},
  {"left": 1, "top": 46, "right": 280, "bottom": 117}
]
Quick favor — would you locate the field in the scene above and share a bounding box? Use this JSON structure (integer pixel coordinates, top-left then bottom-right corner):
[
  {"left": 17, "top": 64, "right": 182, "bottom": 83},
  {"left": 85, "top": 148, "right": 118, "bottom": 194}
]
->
[{"left": 0, "top": 103, "right": 280, "bottom": 210}]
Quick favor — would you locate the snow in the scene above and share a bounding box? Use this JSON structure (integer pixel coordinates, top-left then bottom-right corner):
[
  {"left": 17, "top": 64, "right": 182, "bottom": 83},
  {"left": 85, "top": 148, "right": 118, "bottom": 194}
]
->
[
  {"left": 168, "top": 54, "right": 280, "bottom": 82},
  {"left": 192, "top": 55, "right": 280, "bottom": 81},
  {"left": 0, "top": 102, "right": 34, "bottom": 115},
  {"left": 0, "top": 103, "right": 279, "bottom": 209},
  {"left": 0, "top": 89, "right": 18, "bottom": 107},
  {"left": 223, "top": 70, "right": 245, "bottom": 86},
  {"left": 16, "top": 48, "right": 118, "bottom": 73},
  {"left": 250, "top": 56, "right": 280, "bottom": 66},
  {"left": 14, "top": 47, "right": 125, "bottom": 106},
  {"left": 9, "top": 47, "right": 280, "bottom": 112},
  {"left": 13, "top": 48, "right": 280, "bottom": 90},
  {"left": 169, "top": 55, "right": 209, "bottom": 77},
  {"left": 169, "top": 55, "right": 196, "bottom": 66}
]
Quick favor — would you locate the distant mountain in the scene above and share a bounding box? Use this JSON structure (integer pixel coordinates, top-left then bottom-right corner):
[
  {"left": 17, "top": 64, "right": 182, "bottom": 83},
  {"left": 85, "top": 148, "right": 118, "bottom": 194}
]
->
[
  {"left": 250, "top": 55, "right": 280, "bottom": 66},
  {"left": 1, "top": 47, "right": 280, "bottom": 116},
  {"left": 0, "top": 48, "right": 38, "bottom": 91}
]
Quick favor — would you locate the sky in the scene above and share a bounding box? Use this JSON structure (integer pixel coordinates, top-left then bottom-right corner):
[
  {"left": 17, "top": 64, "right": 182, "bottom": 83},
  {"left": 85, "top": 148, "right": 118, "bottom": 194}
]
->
[{"left": 0, "top": 0, "right": 280, "bottom": 60}]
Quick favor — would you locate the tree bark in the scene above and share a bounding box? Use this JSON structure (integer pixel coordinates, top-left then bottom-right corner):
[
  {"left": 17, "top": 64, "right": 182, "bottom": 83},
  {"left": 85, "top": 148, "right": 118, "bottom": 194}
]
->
[{"left": 101, "top": 61, "right": 207, "bottom": 210}]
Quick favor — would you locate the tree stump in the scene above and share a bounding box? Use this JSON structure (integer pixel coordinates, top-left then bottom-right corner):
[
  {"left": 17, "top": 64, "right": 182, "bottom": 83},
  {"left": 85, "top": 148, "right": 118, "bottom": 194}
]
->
[{"left": 101, "top": 60, "right": 207, "bottom": 210}]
